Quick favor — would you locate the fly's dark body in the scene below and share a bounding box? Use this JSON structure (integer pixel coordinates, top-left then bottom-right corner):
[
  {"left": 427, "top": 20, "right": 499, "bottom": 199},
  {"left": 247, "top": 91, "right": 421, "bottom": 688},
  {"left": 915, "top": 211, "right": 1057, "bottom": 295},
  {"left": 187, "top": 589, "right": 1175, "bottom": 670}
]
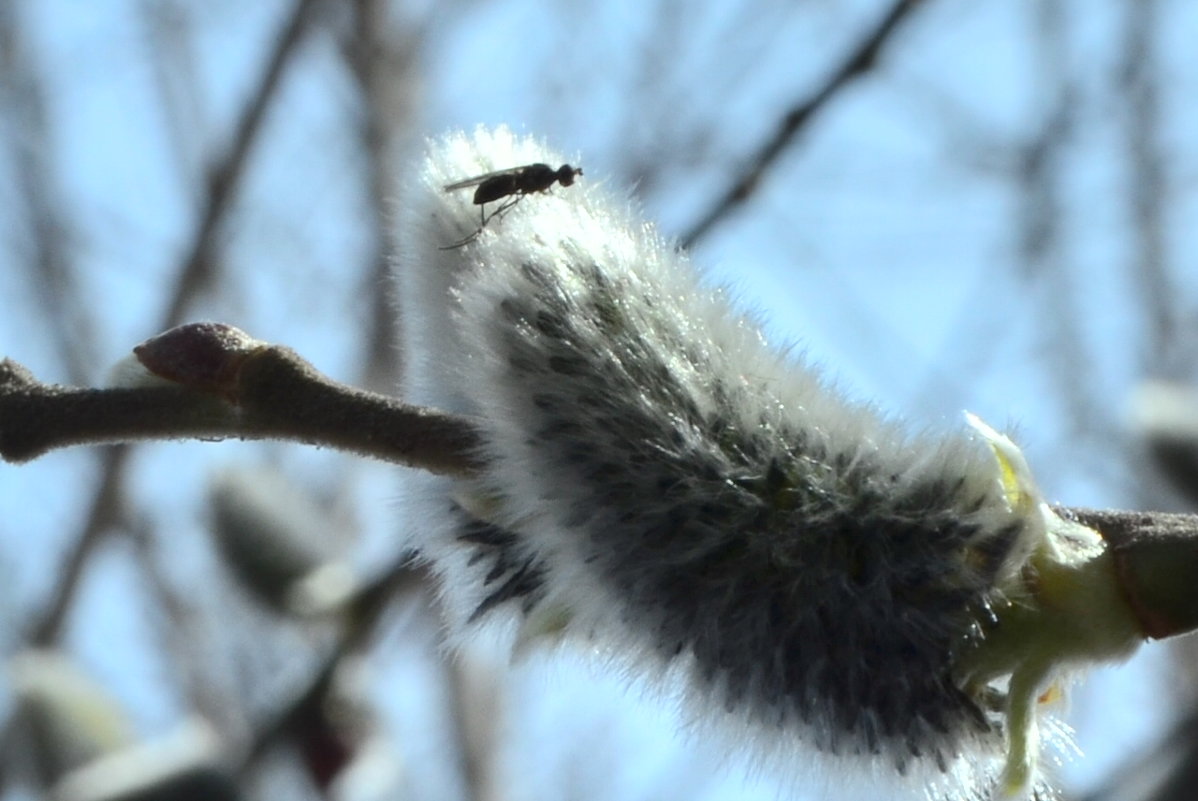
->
[
  {"left": 445, "top": 163, "right": 583, "bottom": 205},
  {"left": 441, "top": 163, "right": 583, "bottom": 248}
]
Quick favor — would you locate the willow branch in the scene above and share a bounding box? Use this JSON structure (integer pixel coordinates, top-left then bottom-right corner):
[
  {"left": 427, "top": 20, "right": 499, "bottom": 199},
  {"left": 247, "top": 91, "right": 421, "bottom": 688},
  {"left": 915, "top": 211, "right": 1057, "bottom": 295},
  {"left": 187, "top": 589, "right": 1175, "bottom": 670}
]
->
[
  {"left": 6, "top": 323, "right": 1198, "bottom": 646},
  {"left": 1067, "top": 507, "right": 1198, "bottom": 641},
  {"left": 1, "top": 323, "right": 481, "bottom": 478}
]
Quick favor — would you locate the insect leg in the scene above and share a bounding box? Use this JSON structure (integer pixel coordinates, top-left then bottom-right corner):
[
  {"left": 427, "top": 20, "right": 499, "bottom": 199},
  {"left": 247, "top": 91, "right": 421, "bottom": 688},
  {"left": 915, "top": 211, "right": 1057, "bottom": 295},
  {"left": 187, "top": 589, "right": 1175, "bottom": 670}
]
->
[
  {"left": 438, "top": 201, "right": 492, "bottom": 250},
  {"left": 487, "top": 195, "right": 524, "bottom": 225},
  {"left": 439, "top": 230, "right": 481, "bottom": 250},
  {"left": 438, "top": 196, "right": 525, "bottom": 250}
]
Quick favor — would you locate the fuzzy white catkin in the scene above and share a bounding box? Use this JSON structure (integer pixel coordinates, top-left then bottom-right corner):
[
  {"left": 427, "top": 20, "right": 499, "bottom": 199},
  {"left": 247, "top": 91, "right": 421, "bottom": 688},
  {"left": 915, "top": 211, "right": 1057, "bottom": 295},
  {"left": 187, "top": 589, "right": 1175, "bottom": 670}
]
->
[{"left": 393, "top": 127, "right": 1124, "bottom": 801}]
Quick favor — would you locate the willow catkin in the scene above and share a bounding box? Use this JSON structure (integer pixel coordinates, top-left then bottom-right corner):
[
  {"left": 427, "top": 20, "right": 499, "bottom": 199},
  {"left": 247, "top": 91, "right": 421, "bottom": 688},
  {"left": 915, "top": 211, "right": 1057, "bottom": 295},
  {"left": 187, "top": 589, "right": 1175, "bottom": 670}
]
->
[{"left": 394, "top": 126, "right": 1143, "bottom": 801}]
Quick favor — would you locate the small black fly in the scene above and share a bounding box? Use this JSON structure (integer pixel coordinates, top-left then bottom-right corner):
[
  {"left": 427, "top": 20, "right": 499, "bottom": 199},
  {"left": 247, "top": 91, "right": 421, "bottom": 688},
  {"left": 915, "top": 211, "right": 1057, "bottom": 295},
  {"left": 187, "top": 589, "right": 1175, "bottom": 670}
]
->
[{"left": 441, "top": 163, "right": 583, "bottom": 248}]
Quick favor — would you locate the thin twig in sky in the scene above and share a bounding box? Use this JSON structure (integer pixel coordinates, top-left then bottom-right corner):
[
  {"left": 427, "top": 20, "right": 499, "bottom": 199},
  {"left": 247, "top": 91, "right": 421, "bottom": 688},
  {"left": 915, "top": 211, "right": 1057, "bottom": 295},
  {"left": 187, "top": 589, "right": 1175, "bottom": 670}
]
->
[{"left": 681, "top": 0, "right": 926, "bottom": 250}]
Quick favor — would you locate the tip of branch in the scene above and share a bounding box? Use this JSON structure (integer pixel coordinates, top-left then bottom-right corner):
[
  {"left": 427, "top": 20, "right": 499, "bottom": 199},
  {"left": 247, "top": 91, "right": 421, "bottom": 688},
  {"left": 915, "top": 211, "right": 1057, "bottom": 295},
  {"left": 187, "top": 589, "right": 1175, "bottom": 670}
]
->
[
  {"left": 1, "top": 358, "right": 38, "bottom": 392},
  {"left": 1070, "top": 507, "right": 1198, "bottom": 640},
  {"left": 132, "top": 323, "right": 266, "bottom": 402}
]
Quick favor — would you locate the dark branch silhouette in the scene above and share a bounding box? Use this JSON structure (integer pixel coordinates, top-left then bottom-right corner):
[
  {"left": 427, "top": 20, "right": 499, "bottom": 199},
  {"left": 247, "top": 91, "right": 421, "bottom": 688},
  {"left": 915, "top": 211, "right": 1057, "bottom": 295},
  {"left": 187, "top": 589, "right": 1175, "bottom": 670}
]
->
[
  {"left": 681, "top": 0, "right": 927, "bottom": 249},
  {"left": 1, "top": 324, "right": 481, "bottom": 477}
]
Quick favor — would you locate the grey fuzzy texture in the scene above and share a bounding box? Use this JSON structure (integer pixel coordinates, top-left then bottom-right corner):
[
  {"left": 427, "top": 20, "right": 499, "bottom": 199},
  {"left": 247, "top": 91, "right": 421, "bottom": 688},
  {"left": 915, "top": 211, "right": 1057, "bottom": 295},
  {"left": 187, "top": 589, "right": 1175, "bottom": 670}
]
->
[{"left": 397, "top": 128, "right": 1053, "bottom": 799}]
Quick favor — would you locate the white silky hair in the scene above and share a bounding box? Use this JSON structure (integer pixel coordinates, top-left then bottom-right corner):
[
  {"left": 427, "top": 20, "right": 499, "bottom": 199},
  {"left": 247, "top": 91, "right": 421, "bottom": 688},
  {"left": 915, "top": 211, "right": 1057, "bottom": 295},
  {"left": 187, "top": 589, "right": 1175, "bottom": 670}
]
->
[{"left": 393, "top": 126, "right": 1068, "bottom": 800}]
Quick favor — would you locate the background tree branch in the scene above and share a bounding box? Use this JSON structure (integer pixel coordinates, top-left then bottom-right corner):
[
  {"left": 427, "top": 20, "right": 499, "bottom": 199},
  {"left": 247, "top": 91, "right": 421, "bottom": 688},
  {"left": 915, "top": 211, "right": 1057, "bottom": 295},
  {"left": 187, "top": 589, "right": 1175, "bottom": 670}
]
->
[{"left": 680, "top": 0, "right": 927, "bottom": 248}]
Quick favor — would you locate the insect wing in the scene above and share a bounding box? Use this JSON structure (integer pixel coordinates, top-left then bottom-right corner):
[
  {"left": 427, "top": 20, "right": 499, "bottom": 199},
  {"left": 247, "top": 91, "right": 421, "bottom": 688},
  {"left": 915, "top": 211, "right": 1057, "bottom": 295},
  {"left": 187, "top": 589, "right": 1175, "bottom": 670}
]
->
[{"left": 442, "top": 166, "right": 529, "bottom": 193}]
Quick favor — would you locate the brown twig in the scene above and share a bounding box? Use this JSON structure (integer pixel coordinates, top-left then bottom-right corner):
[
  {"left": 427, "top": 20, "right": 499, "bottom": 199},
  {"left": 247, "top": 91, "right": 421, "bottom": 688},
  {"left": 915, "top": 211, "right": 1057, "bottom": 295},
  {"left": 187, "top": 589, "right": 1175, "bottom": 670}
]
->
[
  {"left": 1068, "top": 508, "right": 1198, "bottom": 641},
  {"left": 680, "top": 0, "right": 927, "bottom": 249},
  {"left": 1, "top": 324, "right": 482, "bottom": 477},
  {"left": 8, "top": 324, "right": 1198, "bottom": 647}
]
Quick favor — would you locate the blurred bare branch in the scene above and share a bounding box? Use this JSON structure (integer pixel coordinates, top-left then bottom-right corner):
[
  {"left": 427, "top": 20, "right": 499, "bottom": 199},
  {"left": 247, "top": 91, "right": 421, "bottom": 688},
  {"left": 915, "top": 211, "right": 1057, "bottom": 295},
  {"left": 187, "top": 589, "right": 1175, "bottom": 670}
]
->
[
  {"left": 446, "top": 650, "right": 500, "bottom": 801},
  {"left": 680, "top": 0, "right": 927, "bottom": 249},
  {"left": 26, "top": 451, "right": 127, "bottom": 646},
  {"left": 139, "top": 0, "right": 207, "bottom": 192},
  {"left": 1121, "top": 0, "right": 1173, "bottom": 366},
  {"left": 127, "top": 515, "right": 232, "bottom": 733},
  {"left": 1079, "top": 694, "right": 1198, "bottom": 801},
  {"left": 1017, "top": 0, "right": 1109, "bottom": 449},
  {"left": 343, "top": 0, "right": 420, "bottom": 391},
  {"left": 236, "top": 554, "right": 422, "bottom": 780},
  {"left": 25, "top": 0, "right": 322, "bottom": 647},
  {"left": 164, "top": 0, "right": 321, "bottom": 324},
  {"left": 0, "top": 4, "right": 94, "bottom": 385}
]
